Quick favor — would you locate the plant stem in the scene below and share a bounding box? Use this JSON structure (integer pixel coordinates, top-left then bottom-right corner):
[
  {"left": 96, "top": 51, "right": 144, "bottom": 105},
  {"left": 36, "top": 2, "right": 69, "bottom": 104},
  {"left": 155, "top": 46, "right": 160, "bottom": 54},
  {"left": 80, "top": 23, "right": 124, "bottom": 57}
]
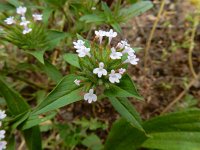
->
[
  {"left": 144, "top": 0, "right": 165, "bottom": 70},
  {"left": 188, "top": 15, "right": 198, "bottom": 79}
]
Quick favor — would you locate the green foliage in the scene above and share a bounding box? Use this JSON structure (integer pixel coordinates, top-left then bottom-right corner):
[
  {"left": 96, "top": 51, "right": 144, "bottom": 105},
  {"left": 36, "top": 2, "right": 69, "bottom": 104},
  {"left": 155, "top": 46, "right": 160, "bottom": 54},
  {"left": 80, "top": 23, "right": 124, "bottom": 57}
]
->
[
  {"left": 0, "top": 77, "right": 42, "bottom": 149},
  {"left": 56, "top": 117, "right": 106, "bottom": 149},
  {"left": 108, "top": 97, "right": 143, "bottom": 131},
  {"left": 105, "top": 119, "right": 147, "bottom": 150},
  {"left": 80, "top": 1, "right": 153, "bottom": 32},
  {"left": 106, "top": 109, "right": 200, "bottom": 150},
  {"left": 0, "top": 77, "right": 29, "bottom": 115},
  {"left": 31, "top": 74, "right": 86, "bottom": 115},
  {"left": 82, "top": 134, "right": 104, "bottom": 150},
  {"left": 63, "top": 53, "right": 81, "bottom": 69},
  {"left": 105, "top": 75, "right": 142, "bottom": 99}
]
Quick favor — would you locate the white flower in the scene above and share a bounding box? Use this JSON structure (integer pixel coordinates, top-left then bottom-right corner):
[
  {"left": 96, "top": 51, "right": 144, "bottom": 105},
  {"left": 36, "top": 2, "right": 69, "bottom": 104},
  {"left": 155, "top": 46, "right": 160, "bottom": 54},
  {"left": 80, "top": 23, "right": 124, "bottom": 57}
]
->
[
  {"left": 122, "top": 46, "right": 135, "bottom": 56},
  {"left": 23, "top": 27, "right": 32, "bottom": 34},
  {"left": 110, "top": 47, "right": 122, "bottom": 59},
  {"left": 119, "top": 68, "right": 126, "bottom": 74},
  {"left": 93, "top": 62, "right": 107, "bottom": 78},
  {"left": 74, "top": 79, "right": 81, "bottom": 86},
  {"left": 124, "top": 54, "right": 139, "bottom": 65},
  {"left": 32, "top": 13, "right": 43, "bottom": 21},
  {"left": 106, "top": 29, "right": 117, "bottom": 44},
  {"left": 109, "top": 70, "right": 122, "bottom": 83},
  {"left": 4, "top": 16, "right": 15, "bottom": 25},
  {"left": 76, "top": 47, "right": 91, "bottom": 57},
  {"left": 95, "top": 30, "right": 106, "bottom": 44},
  {"left": 117, "top": 40, "right": 130, "bottom": 49},
  {"left": 91, "top": 7, "right": 96, "bottom": 10},
  {"left": 73, "top": 40, "right": 85, "bottom": 49},
  {"left": 0, "top": 130, "right": 5, "bottom": 140},
  {"left": 0, "top": 110, "right": 6, "bottom": 120},
  {"left": 16, "top": 6, "right": 27, "bottom": 16},
  {"left": 84, "top": 89, "right": 97, "bottom": 103},
  {"left": 0, "top": 141, "right": 7, "bottom": 150},
  {"left": 20, "top": 17, "right": 30, "bottom": 26}
]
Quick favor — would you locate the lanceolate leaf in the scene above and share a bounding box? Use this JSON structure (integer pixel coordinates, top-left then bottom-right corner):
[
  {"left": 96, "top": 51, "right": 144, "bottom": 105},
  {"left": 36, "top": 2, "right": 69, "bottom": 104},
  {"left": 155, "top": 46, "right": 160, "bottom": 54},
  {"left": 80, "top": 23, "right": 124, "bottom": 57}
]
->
[
  {"left": 143, "top": 109, "right": 200, "bottom": 133},
  {"left": 105, "top": 119, "right": 147, "bottom": 150},
  {"left": 108, "top": 97, "right": 144, "bottom": 131},
  {"left": 63, "top": 53, "right": 81, "bottom": 69},
  {"left": 27, "top": 50, "right": 45, "bottom": 64},
  {"left": 142, "top": 132, "right": 200, "bottom": 150},
  {"left": 120, "top": 1, "right": 153, "bottom": 20},
  {"left": 41, "top": 60, "right": 63, "bottom": 83},
  {"left": 23, "top": 126, "right": 42, "bottom": 150},
  {"left": 0, "top": 78, "right": 29, "bottom": 115},
  {"left": 105, "top": 75, "right": 143, "bottom": 100},
  {"left": 31, "top": 75, "right": 86, "bottom": 115},
  {"left": 0, "top": 78, "right": 42, "bottom": 150}
]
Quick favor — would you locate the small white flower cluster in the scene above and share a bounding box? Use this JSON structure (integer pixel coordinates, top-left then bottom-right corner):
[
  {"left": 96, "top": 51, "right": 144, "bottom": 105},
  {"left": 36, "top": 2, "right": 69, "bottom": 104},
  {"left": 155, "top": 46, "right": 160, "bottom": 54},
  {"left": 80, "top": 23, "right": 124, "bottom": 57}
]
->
[
  {"left": 73, "top": 40, "right": 91, "bottom": 57},
  {"left": 4, "top": 6, "right": 42, "bottom": 34},
  {"left": 73, "top": 29, "right": 139, "bottom": 103},
  {"left": 0, "top": 110, "right": 7, "bottom": 150}
]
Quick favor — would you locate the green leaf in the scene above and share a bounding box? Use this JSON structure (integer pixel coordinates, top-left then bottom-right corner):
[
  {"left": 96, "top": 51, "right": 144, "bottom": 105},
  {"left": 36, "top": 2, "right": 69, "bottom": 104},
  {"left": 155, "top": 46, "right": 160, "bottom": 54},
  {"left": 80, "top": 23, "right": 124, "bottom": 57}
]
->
[
  {"left": 7, "top": 135, "right": 15, "bottom": 150},
  {"left": 105, "top": 75, "right": 143, "bottom": 100},
  {"left": 143, "top": 109, "right": 200, "bottom": 133},
  {"left": 42, "top": 8, "right": 54, "bottom": 25},
  {"left": 120, "top": 1, "right": 153, "bottom": 21},
  {"left": 82, "top": 134, "right": 104, "bottom": 150},
  {"left": 27, "top": 50, "right": 45, "bottom": 64},
  {"left": 0, "top": 78, "right": 29, "bottom": 115},
  {"left": 108, "top": 97, "right": 143, "bottom": 131},
  {"left": 105, "top": 119, "right": 147, "bottom": 150},
  {"left": 80, "top": 14, "right": 104, "bottom": 23},
  {"left": 23, "top": 126, "right": 42, "bottom": 150},
  {"left": 31, "top": 75, "right": 86, "bottom": 115},
  {"left": 44, "top": 0, "right": 67, "bottom": 8},
  {"left": 0, "top": 2, "right": 15, "bottom": 11},
  {"left": 47, "top": 30, "right": 68, "bottom": 50},
  {"left": 111, "top": 23, "right": 122, "bottom": 33},
  {"left": 7, "top": 0, "right": 20, "bottom": 7},
  {"left": 63, "top": 53, "right": 80, "bottom": 69},
  {"left": 21, "top": 111, "right": 56, "bottom": 130},
  {"left": 142, "top": 132, "right": 200, "bottom": 150},
  {"left": 41, "top": 60, "right": 63, "bottom": 83}
]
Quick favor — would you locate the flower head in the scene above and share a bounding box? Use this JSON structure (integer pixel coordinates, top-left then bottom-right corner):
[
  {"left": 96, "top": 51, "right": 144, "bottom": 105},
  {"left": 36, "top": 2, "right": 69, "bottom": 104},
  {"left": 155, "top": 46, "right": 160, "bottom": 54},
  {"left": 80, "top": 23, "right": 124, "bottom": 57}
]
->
[
  {"left": 122, "top": 46, "right": 135, "bottom": 56},
  {"left": 84, "top": 89, "right": 97, "bottom": 103},
  {"left": 110, "top": 47, "right": 122, "bottom": 59},
  {"left": 23, "top": 27, "right": 32, "bottom": 34},
  {"left": 73, "top": 40, "right": 85, "bottom": 49},
  {"left": 109, "top": 70, "right": 122, "bottom": 83},
  {"left": 124, "top": 54, "right": 139, "bottom": 65},
  {"left": 4, "top": 16, "right": 15, "bottom": 25},
  {"left": 119, "top": 68, "right": 126, "bottom": 74},
  {"left": 76, "top": 47, "right": 91, "bottom": 57},
  {"left": 0, "top": 141, "right": 7, "bottom": 150},
  {"left": 16, "top": 6, "right": 27, "bottom": 16},
  {"left": 0, "top": 130, "right": 5, "bottom": 140},
  {"left": 32, "top": 13, "right": 43, "bottom": 21},
  {"left": 117, "top": 40, "right": 130, "bottom": 49},
  {"left": 106, "top": 29, "right": 117, "bottom": 44},
  {"left": 74, "top": 79, "right": 81, "bottom": 86},
  {"left": 20, "top": 17, "right": 30, "bottom": 27},
  {"left": 93, "top": 62, "right": 107, "bottom": 78},
  {"left": 95, "top": 30, "right": 106, "bottom": 44},
  {"left": 0, "top": 111, "right": 6, "bottom": 120}
]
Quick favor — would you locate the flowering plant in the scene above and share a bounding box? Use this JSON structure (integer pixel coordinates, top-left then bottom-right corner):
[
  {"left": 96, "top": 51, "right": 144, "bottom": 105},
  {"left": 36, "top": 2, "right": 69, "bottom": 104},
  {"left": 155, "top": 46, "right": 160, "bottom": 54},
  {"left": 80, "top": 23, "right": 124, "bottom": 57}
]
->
[
  {"left": 65, "top": 29, "right": 141, "bottom": 104},
  {"left": 0, "top": 6, "right": 67, "bottom": 63}
]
